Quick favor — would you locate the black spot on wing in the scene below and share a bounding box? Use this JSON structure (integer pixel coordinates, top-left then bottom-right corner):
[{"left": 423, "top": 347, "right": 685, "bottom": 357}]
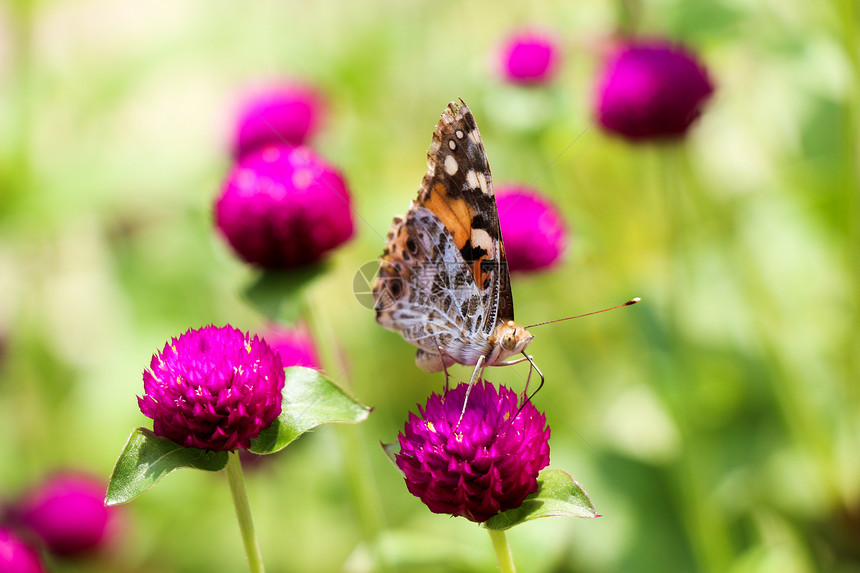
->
[
  {"left": 479, "top": 258, "right": 497, "bottom": 274},
  {"left": 462, "top": 244, "right": 489, "bottom": 264},
  {"left": 470, "top": 212, "right": 497, "bottom": 236},
  {"left": 461, "top": 108, "right": 477, "bottom": 132}
]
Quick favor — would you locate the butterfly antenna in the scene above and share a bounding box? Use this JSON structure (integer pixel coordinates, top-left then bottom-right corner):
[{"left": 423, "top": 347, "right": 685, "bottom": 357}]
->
[{"left": 525, "top": 297, "right": 641, "bottom": 329}]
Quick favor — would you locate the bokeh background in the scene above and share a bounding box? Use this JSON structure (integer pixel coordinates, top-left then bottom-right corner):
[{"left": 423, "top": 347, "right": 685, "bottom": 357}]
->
[{"left": 1, "top": 0, "right": 858, "bottom": 571}]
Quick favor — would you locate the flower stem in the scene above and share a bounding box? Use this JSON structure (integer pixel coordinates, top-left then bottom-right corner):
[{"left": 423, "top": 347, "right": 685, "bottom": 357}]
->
[
  {"left": 836, "top": 0, "right": 860, "bottom": 408},
  {"left": 487, "top": 528, "right": 517, "bottom": 573},
  {"left": 616, "top": 0, "right": 641, "bottom": 36},
  {"left": 225, "top": 451, "right": 265, "bottom": 573}
]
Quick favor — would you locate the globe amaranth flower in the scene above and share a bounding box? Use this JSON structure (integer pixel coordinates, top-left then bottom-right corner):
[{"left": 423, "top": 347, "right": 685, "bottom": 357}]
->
[
  {"left": 261, "top": 324, "right": 322, "bottom": 371},
  {"left": 0, "top": 527, "right": 45, "bottom": 573},
  {"left": 497, "top": 186, "right": 567, "bottom": 273},
  {"left": 138, "top": 325, "right": 285, "bottom": 451},
  {"left": 595, "top": 39, "right": 714, "bottom": 141},
  {"left": 232, "top": 83, "right": 324, "bottom": 158},
  {"left": 215, "top": 145, "right": 355, "bottom": 269},
  {"left": 14, "top": 473, "right": 116, "bottom": 557},
  {"left": 396, "top": 380, "right": 550, "bottom": 523},
  {"left": 498, "top": 30, "right": 560, "bottom": 85}
]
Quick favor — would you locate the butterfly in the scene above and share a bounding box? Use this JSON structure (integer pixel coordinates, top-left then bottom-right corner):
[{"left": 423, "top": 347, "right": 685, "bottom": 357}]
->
[{"left": 372, "top": 100, "right": 539, "bottom": 392}]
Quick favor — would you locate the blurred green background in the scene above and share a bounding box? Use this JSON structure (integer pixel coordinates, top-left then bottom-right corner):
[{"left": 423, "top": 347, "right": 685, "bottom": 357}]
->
[{"left": 1, "top": 0, "right": 858, "bottom": 571}]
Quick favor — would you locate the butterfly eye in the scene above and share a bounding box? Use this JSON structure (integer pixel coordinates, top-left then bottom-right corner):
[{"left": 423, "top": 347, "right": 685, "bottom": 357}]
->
[{"left": 501, "top": 332, "right": 517, "bottom": 351}]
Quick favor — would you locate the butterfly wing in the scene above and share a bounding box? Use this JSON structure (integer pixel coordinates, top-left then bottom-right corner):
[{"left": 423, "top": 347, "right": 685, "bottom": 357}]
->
[
  {"left": 372, "top": 100, "right": 513, "bottom": 369},
  {"left": 415, "top": 100, "right": 515, "bottom": 326},
  {"left": 373, "top": 205, "right": 490, "bottom": 367}
]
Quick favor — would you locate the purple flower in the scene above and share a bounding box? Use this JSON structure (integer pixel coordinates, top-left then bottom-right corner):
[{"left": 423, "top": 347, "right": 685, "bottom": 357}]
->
[
  {"left": 497, "top": 186, "right": 567, "bottom": 273},
  {"left": 232, "top": 83, "right": 324, "bottom": 158},
  {"left": 261, "top": 324, "right": 322, "bottom": 371},
  {"left": 396, "top": 380, "right": 550, "bottom": 523},
  {"left": 595, "top": 39, "right": 714, "bottom": 141},
  {"left": 0, "top": 528, "right": 45, "bottom": 573},
  {"left": 138, "top": 325, "right": 285, "bottom": 451},
  {"left": 215, "top": 145, "right": 355, "bottom": 269},
  {"left": 498, "top": 30, "right": 560, "bottom": 85},
  {"left": 15, "top": 473, "right": 115, "bottom": 557}
]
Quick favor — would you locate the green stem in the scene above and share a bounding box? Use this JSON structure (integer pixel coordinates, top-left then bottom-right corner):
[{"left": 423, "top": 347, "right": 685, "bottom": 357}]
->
[
  {"left": 615, "top": 0, "right": 641, "bottom": 37},
  {"left": 487, "top": 528, "right": 516, "bottom": 573},
  {"left": 837, "top": 0, "right": 860, "bottom": 515},
  {"left": 836, "top": 0, "right": 860, "bottom": 407},
  {"left": 225, "top": 452, "right": 265, "bottom": 573}
]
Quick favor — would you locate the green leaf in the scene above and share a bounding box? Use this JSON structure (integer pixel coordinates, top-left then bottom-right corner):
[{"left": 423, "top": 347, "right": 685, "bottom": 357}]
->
[
  {"left": 484, "top": 469, "right": 598, "bottom": 530},
  {"left": 380, "top": 441, "right": 402, "bottom": 472},
  {"left": 249, "top": 367, "right": 371, "bottom": 454},
  {"left": 242, "top": 263, "right": 328, "bottom": 323},
  {"left": 105, "top": 428, "right": 228, "bottom": 506}
]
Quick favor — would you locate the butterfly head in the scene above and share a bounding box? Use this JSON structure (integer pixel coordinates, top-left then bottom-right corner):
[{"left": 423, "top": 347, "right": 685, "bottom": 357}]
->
[{"left": 492, "top": 320, "right": 534, "bottom": 364}]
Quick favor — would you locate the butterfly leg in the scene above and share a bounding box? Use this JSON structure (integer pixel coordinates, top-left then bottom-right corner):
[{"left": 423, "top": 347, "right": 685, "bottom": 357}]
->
[
  {"left": 496, "top": 354, "right": 533, "bottom": 367},
  {"left": 522, "top": 360, "right": 534, "bottom": 403},
  {"left": 512, "top": 352, "right": 545, "bottom": 421},
  {"left": 456, "top": 354, "right": 486, "bottom": 428},
  {"left": 521, "top": 353, "right": 544, "bottom": 399},
  {"left": 492, "top": 354, "right": 536, "bottom": 402}
]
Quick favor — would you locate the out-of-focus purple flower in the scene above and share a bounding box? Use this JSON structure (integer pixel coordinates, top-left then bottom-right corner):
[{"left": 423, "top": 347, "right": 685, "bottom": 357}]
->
[
  {"left": 594, "top": 39, "right": 714, "bottom": 141},
  {"left": 215, "top": 145, "right": 355, "bottom": 269},
  {"left": 496, "top": 186, "right": 567, "bottom": 273},
  {"left": 232, "top": 84, "right": 324, "bottom": 158},
  {"left": 498, "top": 30, "right": 560, "bottom": 85},
  {"left": 138, "top": 325, "right": 285, "bottom": 451},
  {"left": 0, "top": 527, "right": 46, "bottom": 573},
  {"left": 15, "top": 473, "right": 115, "bottom": 557},
  {"left": 261, "top": 324, "right": 321, "bottom": 371},
  {"left": 396, "top": 380, "right": 550, "bottom": 523}
]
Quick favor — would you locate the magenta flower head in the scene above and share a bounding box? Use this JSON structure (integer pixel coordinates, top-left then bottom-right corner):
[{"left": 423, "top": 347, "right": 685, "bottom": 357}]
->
[
  {"left": 138, "top": 325, "right": 285, "bottom": 451},
  {"left": 215, "top": 145, "right": 355, "bottom": 269},
  {"left": 496, "top": 185, "right": 567, "bottom": 273},
  {"left": 595, "top": 39, "right": 714, "bottom": 141},
  {"left": 396, "top": 381, "right": 550, "bottom": 523},
  {"left": 0, "top": 527, "right": 45, "bottom": 573},
  {"left": 498, "top": 30, "right": 560, "bottom": 85},
  {"left": 232, "top": 83, "right": 324, "bottom": 158},
  {"left": 15, "top": 473, "right": 116, "bottom": 557},
  {"left": 261, "top": 324, "right": 322, "bottom": 371}
]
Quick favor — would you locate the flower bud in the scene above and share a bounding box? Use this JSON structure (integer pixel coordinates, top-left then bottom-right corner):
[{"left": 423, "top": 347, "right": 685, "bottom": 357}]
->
[
  {"left": 215, "top": 145, "right": 354, "bottom": 269},
  {"left": 232, "top": 83, "right": 324, "bottom": 158},
  {"left": 498, "top": 30, "right": 560, "bottom": 85},
  {"left": 0, "top": 527, "right": 45, "bottom": 573},
  {"left": 497, "top": 186, "right": 567, "bottom": 273},
  {"left": 16, "top": 473, "right": 115, "bottom": 557},
  {"left": 595, "top": 39, "right": 714, "bottom": 141}
]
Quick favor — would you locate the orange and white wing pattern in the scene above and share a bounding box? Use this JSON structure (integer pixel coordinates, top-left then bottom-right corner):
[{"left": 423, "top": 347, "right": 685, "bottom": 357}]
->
[{"left": 373, "top": 100, "right": 515, "bottom": 371}]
